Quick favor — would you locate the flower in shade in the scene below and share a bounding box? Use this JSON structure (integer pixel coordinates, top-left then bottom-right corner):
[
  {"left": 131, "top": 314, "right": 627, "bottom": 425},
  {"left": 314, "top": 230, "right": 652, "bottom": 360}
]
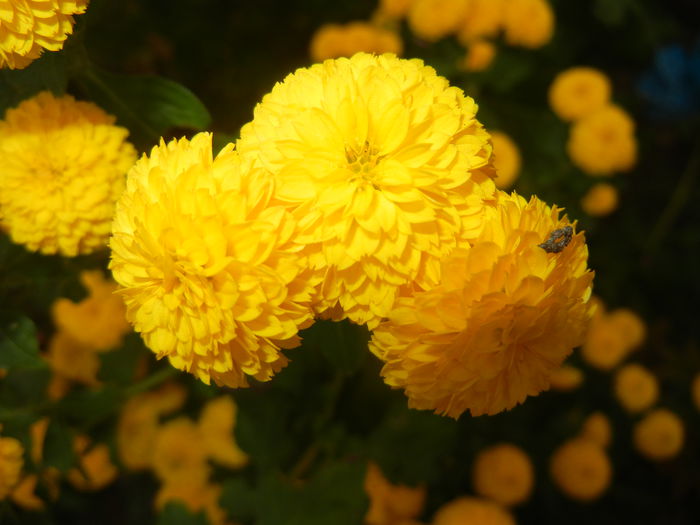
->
[
  {"left": 490, "top": 131, "right": 521, "bottom": 189},
  {"left": 633, "top": 408, "right": 684, "bottom": 461},
  {"left": 614, "top": 363, "right": 659, "bottom": 414},
  {"left": 155, "top": 482, "right": 227, "bottom": 525},
  {"left": 548, "top": 67, "right": 612, "bottom": 122},
  {"left": 581, "top": 306, "right": 646, "bottom": 371},
  {"left": 198, "top": 396, "right": 248, "bottom": 469},
  {"left": 0, "top": 436, "right": 23, "bottom": 499},
  {"left": 310, "top": 22, "right": 402, "bottom": 63},
  {"left": 550, "top": 439, "right": 611, "bottom": 502},
  {"left": 10, "top": 475, "right": 44, "bottom": 510},
  {"left": 378, "top": 0, "right": 413, "bottom": 19},
  {"left": 407, "top": 0, "right": 470, "bottom": 41},
  {"left": 364, "top": 462, "right": 426, "bottom": 525},
  {"left": 579, "top": 412, "right": 612, "bottom": 448},
  {"left": 457, "top": 0, "right": 505, "bottom": 44},
  {"left": 46, "top": 331, "right": 101, "bottom": 386},
  {"left": 581, "top": 183, "right": 619, "bottom": 217},
  {"left": 432, "top": 496, "right": 515, "bottom": 525},
  {"left": 472, "top": 443, "right": 534, "bottom": 506},
  {"left": 67, "top": 436, "right": 118, "bottom": 491},
  {"left": 237, "top": 53, "right": 496, "bottom": 328},
  {"left": 549, "top": 364, "right": 584, "bottom": 392},
  {"left": 461, "top": 40, "right": 497, "bottom": 72},
  {"left": 567, "top": 105, "right": 637, "bottom": 176},
  {"left": 0, "top": 91, "right": 136, "bottom": 255},
  {"left": 151, "top": 417, "right": 209, "bottom": 485},
  {"left": 502, "top": 0, "right": 554, "bottom": 49},
  {"left": 110, "top": 132, "right": 315, "bottom": 387},
  {"left": 370, "top": 192, "right": 594, "bottom": 418},
  {"left": 0, "top": 0, "right": 88, "bottom": 69}
]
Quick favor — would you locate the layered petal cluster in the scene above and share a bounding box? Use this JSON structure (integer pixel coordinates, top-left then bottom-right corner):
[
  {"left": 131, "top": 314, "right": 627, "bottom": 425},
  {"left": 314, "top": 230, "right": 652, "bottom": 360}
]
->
[
  {"left": 370, "top": 192, "right": 593, "bottom": 417},
  {"left": 110, "top": 133, "right": 315, "bottom": 387},
  {"left": 0, "top": 0, "right": 88, "bottom": 70},
  {"left": 237, "top": 52, "right": 496, "bottom": 328},
  {"left": 0, "top": 91, "right": 136, "bottom": 255}
]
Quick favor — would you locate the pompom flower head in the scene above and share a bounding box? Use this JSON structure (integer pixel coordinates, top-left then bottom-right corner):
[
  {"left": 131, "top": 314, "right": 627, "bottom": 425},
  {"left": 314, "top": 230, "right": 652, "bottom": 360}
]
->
[
  {"left": 550, "top": 438, "right": 611, "bottom": 502},
  {"left": 237, "top": 52, "right": 496, "bottom": 328},
  {"left": 0, "top": 0, "right": 88, "bottom": 69},
  {"left": 370, "top": 192, "right": 594, "bottom": 417},
  {"left": 549, "top": 67, "right": 612, "bottom": 122},
  {"left": 110, "top": 132, "right": 315, "bottom": 387}
]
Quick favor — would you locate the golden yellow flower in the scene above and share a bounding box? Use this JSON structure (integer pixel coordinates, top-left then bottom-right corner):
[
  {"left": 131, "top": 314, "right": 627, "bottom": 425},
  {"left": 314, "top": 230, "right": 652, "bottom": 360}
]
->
[
  {"left": 30, "top": 417, "right": 48, "bottom": 465},
  {"left": 502, "top": 0, "right": 554, "bottom": 49},
  {"left": 567, "top": 104, "right": 637, "bottom": 176},
  {"left": 457, "top": 0, "right": 505, "bottom": 44},
  {"left": 67, "top": 436, "right": 118, "bottom": 491},
  {"left": 548, "top": 67, "right": 612, "bottom": 122},
  {"left": 364, "top": 461, "right": 426, "bottom": 525},
  {"left": 370, "top": 192, "right": 593, "bottom": 417},
  {"left": 155, "top": 481, "right": 226, "bottom": 525},
  {"left": 198, "top": 396, "right": 248, "bottom": 469},
  {"left": 408, "top": 0, "right": 470, "bottom": 41},
  {"left": 490, "top": 131, "right": 521, "bottom": 189},
  {"left": 549, "top": 364, "right": 584, "bottom": 392},
  {"left": 614, "top": 363, "right": 659, "bottom": 414},
  {"left": 151, "top": 417, "right": 209, "bottom": 485},
  {"left": 472, "top": 443, "right": 534, "bottom": 506},
  {"left": 633, "top": 408, "right": 684, "bottom": 461},
  {"left": 10, "top": 474, "right": 44, "bottom": 510},
  {"left": 0, "top": 436, "right": 23, "bottom": 499},
  {"left": 608, "top": 308, "right": 646, "bottom": 350},
  {"left": 432, "top": 496, "right": 515, "bottom": 525},
  {"left": 110, "top": 132, "right": 315, "bottom": 387},
  {"left": 0, "top": 91, "right": 136, "bottom": 255},
  {"left": 550, "top": 439, "right": 611, "bottom": 502},
  {"left": 0, "top": 0, "right": 88, "bottom": 69},
  {"left": 579, "top": 412, "right": 612, "bottom": 448},
  {"left": 46, "top": 331, "right": 100, "bottom": 386},
  {"left": 52, "top": 270, "right": 130, "bottom": 351},
  {"left": 461, "top": 39, "right": 497, "bottom": 72},
  {"left": 237, "top": 53, "right": 496, "bottom": 328},
  {"left": 581, "top": 307, "right": 645, "bottom": 371},
  {"left": 692, "top": 373, "right": 700, "bottom": 411},
  {"left": 310, "top": 22, "right": 402, "bottom": 62},
  {"left": 379, "top": 0, "right": 414, "bottom": 18},
  {"left": 581, "top": 183, "right": 619, "bottom": 217}
]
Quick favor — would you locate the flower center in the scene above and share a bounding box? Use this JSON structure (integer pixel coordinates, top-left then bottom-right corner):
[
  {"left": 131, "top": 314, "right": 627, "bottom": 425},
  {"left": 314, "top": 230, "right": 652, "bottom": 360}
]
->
[{"left": 345, "top": 142, "right": 380, "bottom": 186}]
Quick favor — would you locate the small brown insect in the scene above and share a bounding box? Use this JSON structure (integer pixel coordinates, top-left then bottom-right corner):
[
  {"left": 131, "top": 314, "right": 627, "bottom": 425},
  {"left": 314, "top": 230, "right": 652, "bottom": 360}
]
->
[{"left": 538, "top": 226, "right": 573, "bottom": 253}]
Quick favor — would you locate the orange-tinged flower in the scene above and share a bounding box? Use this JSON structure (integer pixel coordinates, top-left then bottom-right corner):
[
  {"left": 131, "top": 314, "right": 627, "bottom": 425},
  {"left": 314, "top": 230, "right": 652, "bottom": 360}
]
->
[
  {"left": 0, "top": 436, "right": 23, "bottom": 499},
  {"left": 548, "top": 67, "right": 612, "bottom": 122},
  {"left": 490, "top": 131, "right": 521, "bottom": 189},
  {"left": 457, "top": 0, "right": 505, "bottom": 44},
  {"left": 614, "top": 363, "right": 659, "bottom": 413},
  {"left": 549, "top": 364, "right": 584, "bottom": 392},
  {"left": 432, "top": 496, "right": 515, "bottom": 525},
  {"left": 310, "top": 22, "right": 402, "bottom": 62},
  {"left": 461, "top": 39, "right": 497, "bottom": 72},
  {"left": 198, "top": 396, "right": 248, "bottom": 469},
  {"left": 633, "top": 408, "right": 684, "bottom": 461},
  {"left": 581, "top": 306, "right": 645, "bottom": 371},
  {"left": 46, "top": 331, "right": 101, "bottom": 386},
  {"left": 10, "top": 474, "right": 44, "bottom": 510},
  {"left": 581, "top": 183, "right": 619, "bottom": 217},
  {"left": 364, "top": 462, "right": 426, "bottom": 525},
  {"left": 151, "top": 417, "right": 209, "bottom": 485},
  {"left": 379, "top": 0, "right": 413, "bottom": 18},
  {"left": 110, "top": 132, "right": 315, "bottom": 387},
  {"left": 0, "top": 91, "right": 136, "bottom": 255},
  {"left": 502, "top": 0, "right": 554, "bottom": 49},
  {"left": 370, "top": 192, "right": 593, "bottom": 417},
  {"left": 67, "top": 436, "right": 118, "bottom": 491},
  {"left": 0, "top": 0, "right": 88, "bottom": 69},
  {"left": 237, "top": 53, "right": 496, "bottom": 328},
  {"left": 579, "top": 412, "right": 612, "bottom": 448},
  {"left": 472, "top": 443, "right": 534, "bottom": 506},
  {"left": 155, "top": 481, "right": 226, "bottom": 525},
  {"left": 408, "top": 0, "right": 469, "bottom": 41},
  {"left": 550, "top": 439, "right": 611, "bottom": 502}
]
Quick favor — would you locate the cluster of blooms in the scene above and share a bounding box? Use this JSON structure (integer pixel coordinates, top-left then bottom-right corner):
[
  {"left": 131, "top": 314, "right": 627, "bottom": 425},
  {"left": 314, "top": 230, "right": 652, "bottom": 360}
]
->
[
  {"left": 0, "top": 91, "right": 137, "bottom": 255},
  {"left": 111, "top": 53, "right": 594, "bottom": 419},
  {"left": 0, "top": 0, "right": 88, "bottom": 69},
  {"left": 310, "top": 21, "right": 403, "bottom": 62},
  {"left": 548, "top": 67, "right": 637, "bottom": 216}
]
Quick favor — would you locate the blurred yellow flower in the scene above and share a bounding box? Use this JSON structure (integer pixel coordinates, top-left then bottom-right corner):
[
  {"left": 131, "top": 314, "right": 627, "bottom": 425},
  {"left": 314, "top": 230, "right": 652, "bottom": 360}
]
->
[
  {"left": 0, "top": 436, "right": 23, "bottom": 499},
  {"left": 52, "top": 270, "right": 130, "bottom": 351},
  {"left": 457, "top": 0, "right": 505, "bottom": 44},
  {"left": 364, "top": 462, "right": 426, "bottom": 525},
  {"left": 581, "top": 307, "right": 645, "bottom": 371},
  {"left": 614, "top": 363, "right": 659, "bottom": 413},
  {"left": 567, "top": 104, "right": 637, "bottom": 176},
  {"left": 379, "top": 0, "right": 414, "bottom": 18},
  {"left": 237, "top": 53, "right": 496, "bottom": 328},
  {"left": 0, "top": 0, "right": 88, "bottom": 69},
  {"left": 432, "top": 496, "right": 515, "bottom": 525},
  {"left": 155, "top": 481, "right": 226, "bottom": 525},
  {"left": 550, "top": 439, "right": 611, "bottom": 502},
  {"left": 549, "top": 364, "right": 584, "bottom": 392},
  {"left": 502, "top": 0, "right": 554, "bottom": 49},
  {"left": 461, "top": 39, "right": 497, "bottom": 71},
  {"left": 581, "top": 183, "right": 619, "bottom": 217},
  {"left": 692, "top": 373, "right": 700, "bottom": 411},
  {"left": 548, "top": 67, "right": 612, "bottom": 122},
  {"left": 408, "top": 0, "right": 469, "bottom": 42},
  {"left": 152, "top": 417, "right": 209, "bottom": 485},
  {"left": 608, "top": 308, "right": 646, "bottom": 350},
  {"left": 0, "top": 91, "right": 136, "bottom": 256},
  {"left": 110, "top": 132, "right": 315, "bottom": 387},
  {"left": 490, "top": 131, "right": 522, "bottom": 189},
  {"left": 68, "top": 436, "right": 118, "bottom": 491},
  {"left": 198, "top": 396, "right": 248, "bottom": 469},
  {"left": 46, "top": 331, "right": 101, "bottom": 386},
  {"left": 310, "top": 22, "right": 402, "bottom": 62},
  {"left": 579, "top": 412, "right": 612, "bottom": 448},
  {"left": 370, "top": 192, "right": 594, "bottom": 417},
  {"left": 633, "top": 408, "right": 684, "bottom": 461},
  {"left": 472, "top": 443, "right": 534, "bottom": 506},
  {"left": 10, "top": 474, "right": 44, "bottom": 510}
]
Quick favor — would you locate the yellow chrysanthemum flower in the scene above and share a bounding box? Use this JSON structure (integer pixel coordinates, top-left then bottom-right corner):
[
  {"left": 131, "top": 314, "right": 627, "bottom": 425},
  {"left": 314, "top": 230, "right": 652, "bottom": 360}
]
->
[
  {"left": 152, "top": 417, "right": 209, "bottom": 485},
  {"left": 310, "top": 22, "right": 403, "bottom": 63},
  {"left": 457, "top": 0, "right": 505, "bottom": 44},
  {"left": 490, "top": 131, "right": 521, "bottom": 189},
  {"left": 548, "top": 67, "right": 612, "bottom": 122},
  {"left": 237, "top": 53, "right": 496, "bottom": 328},
  {"left": 0, "top": 91, "right": 136, "bottom": 256},
  {"left": 364, "top": 462, "right": 426, "bottom": 525},
  {"left": 614, "top": 363, "right": 659, "bottom": 414},
  {"left": 581, "top": 183, "right": 619, "bottom": 217},
  {"left": 549, "top": 364, "right": 584, "bottom": 392},
  {"left": 581, "top": 307, "right": 646, "bottom": 371},
  {"left": 579, "top": 412, "right": 612, "bottom": 448},
  {"left": 407, "top": 0, "right": 470, "bottom": 41},
  {"left": 461, "top": 39, "right": 497, "bottom": 72},
  {"left": 550, "top": 439, "right": 611, "bottom": 502},
  {"left": 633, "top": 408, "right": 684, "bottom": 461},
  {"left": 567, "top": 104, "right": 637, "bottom": 176},
  {"left": 0, "top": 0, "right": 88, "bottom": 69},
  {"left": 432, "top": 496, "right": 515, "bottom": 525},
  {"left": 502, "top": 0, "right": 554, "bottom": 49},
  {"left": 370, "top": 192, "right": 593, "bottom": 417},
  {"left": 52, "top": 270, "right": 130, "bottom": 351},
  {"left": 472, "top": 443, "right": 534, "bottom": 506},
  {"left": 46, "top": 331, "right": 100, "bottom": 386},
  {"left": 67, "top": 436, "right": 118, "bottom": 491},
  {"left": 0, "top": 436, "right": 23, "bottom": 499},
  {"left": 110, "top": 132, "right": 315, "bottom": 387},
  {"left": 155, "top": 482, "right": 226, "bottom": 525},
  {"left": 198, "top": 396, "right": 248, "bottom": 469}
]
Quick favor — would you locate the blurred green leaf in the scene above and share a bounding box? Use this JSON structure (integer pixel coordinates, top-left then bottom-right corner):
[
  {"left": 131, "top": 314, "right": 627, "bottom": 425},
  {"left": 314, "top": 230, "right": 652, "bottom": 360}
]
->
[
  {"left": 220, "top": 478, "right": 257, "bottom": 522},
  {"left": 307, "top": 320, "right": 369, "bottom": 376},
  {"left": 53, "top": 386, "right": 121, "bottom": 428},
  {"left": 43, "top": 419, "right": 76, "bottom": 472},
  {"left": 594, "top": 0, "right": 630, "bottom": 25},
  {"left": 156, "top": 502, "right": 208, "bottom": 525},
  {"left": 0, "top": 315, "right": 45, "bottom": 369},
  {"left": 0, "top": 52, "right": 67, "bottom": 115},
  {"left": 98, "top": 333, "right": 146, "bottom": 385}
]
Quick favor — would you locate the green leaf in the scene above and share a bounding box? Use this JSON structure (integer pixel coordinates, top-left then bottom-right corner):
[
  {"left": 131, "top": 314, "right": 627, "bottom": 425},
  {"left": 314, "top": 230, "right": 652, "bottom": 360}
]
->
[
  {"left": 156, "top": 502, "right": 209, "bottom": 525},
  {"left": 53, "top": 386, "right": 121, "bottom": 427},
  {"left": 75, "top": 68, "right": 211, "bottom": 145},
  {"left": 42, "top": 420, "right": 76, "bottom": 472},
  {"left": 98, "top": 333, "right": 146, "bottom": 385},
  {"left": 0, "top": 52, "right": 67, "bottom": 115},
  {"left": 220, "top": 478, "right": 257, "bottom": 522},
  {"left": 0, "top": 316, "right": 45, "bottom": 369}
]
